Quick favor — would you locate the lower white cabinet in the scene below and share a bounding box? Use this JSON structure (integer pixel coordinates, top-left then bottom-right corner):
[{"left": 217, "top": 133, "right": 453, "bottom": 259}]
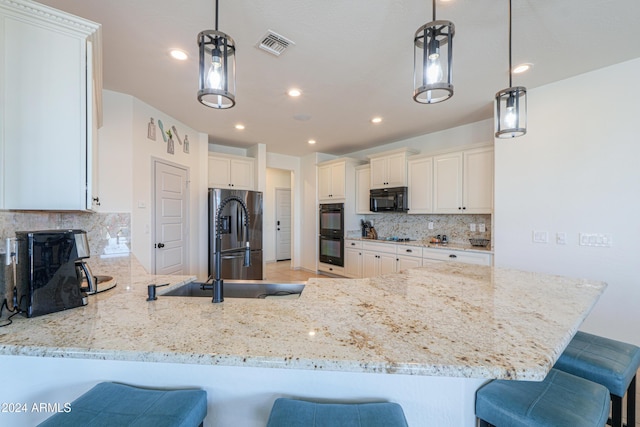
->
[
  {"left": 396, "top": 245, "right": 423, "bottom": 272},
  {"left": 344, "top": 240, "right": 363, "bottom": 278},
  {"left": 422, "top": 247, "right": 492, "bottom": 266},
  {"left": 344, "top": 240, "right": 493, "bottom": 278}
]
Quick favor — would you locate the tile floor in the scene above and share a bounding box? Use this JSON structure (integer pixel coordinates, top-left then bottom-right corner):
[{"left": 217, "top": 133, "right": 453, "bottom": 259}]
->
[
  {"left": 265, "top": 261, "right": 640, "bottom": 425},
  {"left": 264, "top": 260, "right": 330, "bottom": 281}
]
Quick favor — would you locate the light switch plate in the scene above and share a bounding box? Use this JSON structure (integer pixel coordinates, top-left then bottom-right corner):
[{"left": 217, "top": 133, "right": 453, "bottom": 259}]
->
[
  {"left": 428, "top": 222, "right": 434, "bottom": 230},
  {"left": 469, "top": 223, "right": 476, "bottom": 232},
  {"left": 478, "top": 223, "right": 486, "bottom": 233},
  {"left": 533, "top": 230, "right": 548, "bottom": 243}
]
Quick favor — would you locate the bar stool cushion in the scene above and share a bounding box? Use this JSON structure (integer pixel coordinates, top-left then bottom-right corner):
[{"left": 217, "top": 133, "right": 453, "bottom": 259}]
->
[
  {"left": 554, "top": 331, "right": 640, "bottom": 397},
  {"left": 38, "top": 382, "right": 207, "bottom": 427},
  {"left": 266, "top": 398, "right": 408, "bottom": 427},
  {"left": 476, "top": 368, "right": 610, "bottom": 427}
]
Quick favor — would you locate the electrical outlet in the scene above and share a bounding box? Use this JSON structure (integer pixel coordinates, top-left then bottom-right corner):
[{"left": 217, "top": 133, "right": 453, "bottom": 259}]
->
[
  {"left": 478, "top": 223, "right": 486, "bottom": 233},
  {"left": 579, "top": 233, "right": 612, "bottom": 247},
  {"left": 469, "top": 223, "right": 476, "bottom": 232},
  {"left": 428, "top": 222, "right": 434, "bottom": 230},
  {"left": 533, "top": 230, "right": 548, "bottom": 243},
  {"left": 556, "top": 232, "right": 567, "bottom": 245}
]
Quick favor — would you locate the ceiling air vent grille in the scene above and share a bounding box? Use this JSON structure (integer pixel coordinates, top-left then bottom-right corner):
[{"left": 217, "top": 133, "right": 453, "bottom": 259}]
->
[{"left": 256, "top": 30, "right": 294, "bottom": 56}]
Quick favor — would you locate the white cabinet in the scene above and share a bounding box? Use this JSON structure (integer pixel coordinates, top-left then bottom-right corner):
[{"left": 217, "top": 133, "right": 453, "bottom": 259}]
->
[
  {"left": 344, "top": 240, "right": 363, "bottom": 278},
  {"left": 396, "top": 245, "right": 423, "bottom": 271},
  {"left": 0, "top": 0, "right": 102, "bottom": 210},
  {"left": 362, "top": 241, "right": 397, "bottom": 278},
  {"left": 368, "top": 149, "right": 416, "bottom": 189},
  {"left": 355, "top": 165, "right": 372, "bottom": 214},
  {"left": 318, "top": 160, "right": 346, "bottom": 201},
  {"left": 208, "top": 154, "right": 255, "bottom": 190},
  {"left": 422, "top": 247, "right": 492, "bottom": 266},
  {"left": 433, "top": 147, "right": 493, "bottom": 214},
  {"left": 407, "top": 156, "right": 433, "bottom": 214}
]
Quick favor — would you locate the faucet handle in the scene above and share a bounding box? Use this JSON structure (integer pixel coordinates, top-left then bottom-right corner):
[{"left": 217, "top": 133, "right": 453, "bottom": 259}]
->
[{"left": 243, "top": 241, "right": 251, "bottom": 267}]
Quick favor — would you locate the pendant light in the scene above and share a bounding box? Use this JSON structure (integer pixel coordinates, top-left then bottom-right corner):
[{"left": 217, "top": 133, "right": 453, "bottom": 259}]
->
[
  {"left": 197, "top": 0, "right": 236, "bottom": 109},
  {"left": 413, "top": 0, "right": 455, "bottom": 104},
  {"left": 495, "top": 0, "right": 526, "bottom": 138}
]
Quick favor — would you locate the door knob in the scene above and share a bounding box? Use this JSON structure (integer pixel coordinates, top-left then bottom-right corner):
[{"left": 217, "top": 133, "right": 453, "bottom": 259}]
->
[{"left": 157, "top": 243, "right": 165, "bottom": 248}]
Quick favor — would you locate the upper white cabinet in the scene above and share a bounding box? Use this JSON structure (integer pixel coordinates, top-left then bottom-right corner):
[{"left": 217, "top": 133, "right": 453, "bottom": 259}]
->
[
  {"left": 318, "top": 160, "right": 346, "bottom": 201},
  {"left": 208, "top": 154, "right": 255, "bottom": 190},
  {"left": 407, "top": 156, "right": 433, "bottom": 214},
  {"left": 433, "top": 146, "right": 493, "bottom": 214},
  {"left": 355, "top": 165, "right": 371, "bottom": 214},
  {"left": 0, "top": 0, "right": 102, "bottom": 210},
  {"left": 368, "top": 149, "right": 416, "bottom": 189}
]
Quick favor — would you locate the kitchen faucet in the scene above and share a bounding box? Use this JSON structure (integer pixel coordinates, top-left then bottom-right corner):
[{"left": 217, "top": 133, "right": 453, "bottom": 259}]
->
[{"left": 211, "top": 196, "right": 251, "bottom": 303}]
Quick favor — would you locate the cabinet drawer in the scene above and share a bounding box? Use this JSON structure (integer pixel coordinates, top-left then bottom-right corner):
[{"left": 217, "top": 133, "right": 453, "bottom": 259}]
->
[
  {"left": 423, "top": 248, "right": 492, "bottom": 266},
  {"left": 396, "top": 245, "right": 423, "bottom": 258},
  {"left": 345, "top": 240, "right": 363, "bottom": 249},
  {"left": 362, "top": 241, "right": 396, "bottom": 254}
]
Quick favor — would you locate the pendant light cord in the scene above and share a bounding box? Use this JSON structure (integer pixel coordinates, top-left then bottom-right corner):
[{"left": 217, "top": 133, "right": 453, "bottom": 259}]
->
[
  {"left": 215, "top": 0, "right": 219, "bottom": 31},
  {"left": 508, "top": 0, "right": 513, "bottom": 87},
  {"left": 432, "top": 0, "right": 436, "bottom": 21}
]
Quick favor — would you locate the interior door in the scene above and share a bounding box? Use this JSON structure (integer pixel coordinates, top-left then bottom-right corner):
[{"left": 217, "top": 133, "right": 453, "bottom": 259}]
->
[
  {"left": 275, "top": 188, "right": 291, "bottom": 261},
  {"left": 154, "top": 161, "right": 188, "bottom": 275}
]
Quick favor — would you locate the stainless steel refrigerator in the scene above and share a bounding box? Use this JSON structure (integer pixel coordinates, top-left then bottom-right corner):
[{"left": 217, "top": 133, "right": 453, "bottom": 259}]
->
[{"left": 208, "top": 188, "right": 263, "bottom": 280}]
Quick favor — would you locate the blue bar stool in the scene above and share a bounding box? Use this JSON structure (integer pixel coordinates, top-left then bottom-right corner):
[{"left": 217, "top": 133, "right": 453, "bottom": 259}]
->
[
  {"left": 476, "top": 368, "right": 610, "bottom": 427},
  {"left": 266, "top": 398, "right": 408, "bottom": 427},
  {"left": 37, "top": 382, "right": 207, "bottom": 427},
  {"left": 554, "top": 331, "right": 640, "bottom": 427}
]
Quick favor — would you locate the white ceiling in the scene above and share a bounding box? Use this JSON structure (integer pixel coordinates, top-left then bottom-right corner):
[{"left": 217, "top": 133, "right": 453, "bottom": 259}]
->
[{"left": 37, "top": 0, "right": 640, "bottom": 157}]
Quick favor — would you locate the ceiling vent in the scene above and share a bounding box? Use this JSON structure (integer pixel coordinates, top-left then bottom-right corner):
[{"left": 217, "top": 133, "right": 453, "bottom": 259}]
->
[{"left": 256, "top": 30, "right": 295, "bottom": 56}]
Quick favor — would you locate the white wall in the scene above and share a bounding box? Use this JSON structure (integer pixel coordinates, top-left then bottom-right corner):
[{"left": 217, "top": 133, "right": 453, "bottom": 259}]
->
[
  {"left": 99, "top": 90, "right": 209, "bottom": 279},
  {"left": 494, "top": 58, "right": 640, "bottom": 345},
  {"left": 264, "top": 168, "right": 292, "bottom": 262},
  {"left": 97, "top": 91, "right": 133, "bottom": 212},
  {"left": 346, "top": 119, "right": 494, "bottom": 161}
]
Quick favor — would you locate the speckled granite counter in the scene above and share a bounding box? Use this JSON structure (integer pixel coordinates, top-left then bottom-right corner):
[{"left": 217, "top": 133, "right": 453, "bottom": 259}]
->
[
  {"left": 347, "top": 237, "right": 493, "bottom": 254},
  {"left": 0, "top": 256, "right": 605, "bottom": 381}
]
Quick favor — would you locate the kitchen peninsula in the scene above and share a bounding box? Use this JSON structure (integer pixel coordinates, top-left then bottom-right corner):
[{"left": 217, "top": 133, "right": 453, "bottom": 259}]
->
[{"left": 0, "top": 255, "right": 606, "bottom": 427}]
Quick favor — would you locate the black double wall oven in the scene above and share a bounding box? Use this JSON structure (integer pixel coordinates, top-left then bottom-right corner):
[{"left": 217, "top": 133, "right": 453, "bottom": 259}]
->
[{"left": 319, "top": 203, "right": 344, "bottom": 267}]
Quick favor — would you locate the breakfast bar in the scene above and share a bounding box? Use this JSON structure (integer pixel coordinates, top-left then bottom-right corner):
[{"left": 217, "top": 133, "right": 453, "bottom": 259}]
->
[{"left": 0, "top": 256, "right": 606, "bottom": 426}]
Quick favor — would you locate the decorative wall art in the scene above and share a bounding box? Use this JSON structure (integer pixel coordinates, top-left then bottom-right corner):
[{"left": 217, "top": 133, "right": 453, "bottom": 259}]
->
[
  {"left": 158, "top": 120, "right": 167, "bottom": 142},
  {"left": 147, "top": 117, "right": 156, "bottom": 140},
  {"left": 146, "top": 118, "right": 190, "bottom": 155},
  {"left": 166, "top": 129, "right": 174, "bottom": 154}
]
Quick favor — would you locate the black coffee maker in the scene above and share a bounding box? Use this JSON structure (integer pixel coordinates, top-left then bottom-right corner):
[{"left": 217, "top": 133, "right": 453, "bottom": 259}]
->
[{"left": 15, "top": 230, "right": 89, "bottom": 317}]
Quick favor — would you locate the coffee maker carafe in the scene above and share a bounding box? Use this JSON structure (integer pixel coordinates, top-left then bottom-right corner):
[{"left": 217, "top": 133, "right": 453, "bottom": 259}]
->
[{"left": 15, "top": 230, "right": 89, "bottom": 317}]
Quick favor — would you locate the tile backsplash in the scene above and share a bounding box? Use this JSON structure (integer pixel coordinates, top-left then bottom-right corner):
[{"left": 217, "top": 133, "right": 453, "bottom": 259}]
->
[
  {"left": 0, "top": 211, "right": 130, "bottom": 318},
  {"left": 353, "top": 213, "right": 492, "bottom": 244}
]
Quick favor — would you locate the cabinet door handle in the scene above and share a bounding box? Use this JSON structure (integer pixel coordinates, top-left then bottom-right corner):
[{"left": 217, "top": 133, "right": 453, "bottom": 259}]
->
[
  {"left": 449, "top": 254, "right": 457, "bottom": 258},
  {"left": 406, "top": 249, "right": 412, "bottom": 253},
  {"left": 157, "top": 243, "right": 165, "bottom": 248}
]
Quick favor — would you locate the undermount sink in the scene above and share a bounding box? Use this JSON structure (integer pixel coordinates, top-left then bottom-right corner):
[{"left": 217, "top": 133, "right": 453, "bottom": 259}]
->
[{"left": 160, "top": 280, "right": 305, "bottom": 299}]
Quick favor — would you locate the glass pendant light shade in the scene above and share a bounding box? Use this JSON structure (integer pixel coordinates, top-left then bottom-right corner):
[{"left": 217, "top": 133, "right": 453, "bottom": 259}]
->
[
  {"left": 495, "top": 86, "right": 526, "bottom": 138},
  {"left": 494, "top": 0, "right": 526, "bottom": 138},
  {"left": 413, "top": 20, "right": 454, "bottom": 104},
  {"left": 198, "top": 30, "right": 236, "bottom": 109}
]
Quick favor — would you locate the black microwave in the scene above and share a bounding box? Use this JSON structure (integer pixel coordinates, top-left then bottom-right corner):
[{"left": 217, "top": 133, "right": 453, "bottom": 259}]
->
[{"left": 370, "top": 187, "right": 408, "bottom": 212}]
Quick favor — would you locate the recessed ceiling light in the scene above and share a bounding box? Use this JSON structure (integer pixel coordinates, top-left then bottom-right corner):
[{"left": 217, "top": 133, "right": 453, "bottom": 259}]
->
[
  {"left": 288, "top": 88, "right": 302, "bottom": 97},
  {"left": 235, "top": 124, "right": 245, "bottom": 130},
  {"left": 513, "top": 63, "right": 532, "bottom": 74},
  {"left": 308, "top": 139, "right": 316, "bottom": 145},
  {"left": 169, "top": 49, "right": 188, "bottom": 61},
  {"left": 371, "top": 117, "right": 382, "bottom": 124}
]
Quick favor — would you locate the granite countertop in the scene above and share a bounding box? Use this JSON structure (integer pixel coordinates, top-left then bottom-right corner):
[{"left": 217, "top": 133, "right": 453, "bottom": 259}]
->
[
  {"left": 0, "top": 256, "right": 605, "bottom": 381},
  {"left": 347, "top": 237, "right": 493, "bottom": 254}
]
